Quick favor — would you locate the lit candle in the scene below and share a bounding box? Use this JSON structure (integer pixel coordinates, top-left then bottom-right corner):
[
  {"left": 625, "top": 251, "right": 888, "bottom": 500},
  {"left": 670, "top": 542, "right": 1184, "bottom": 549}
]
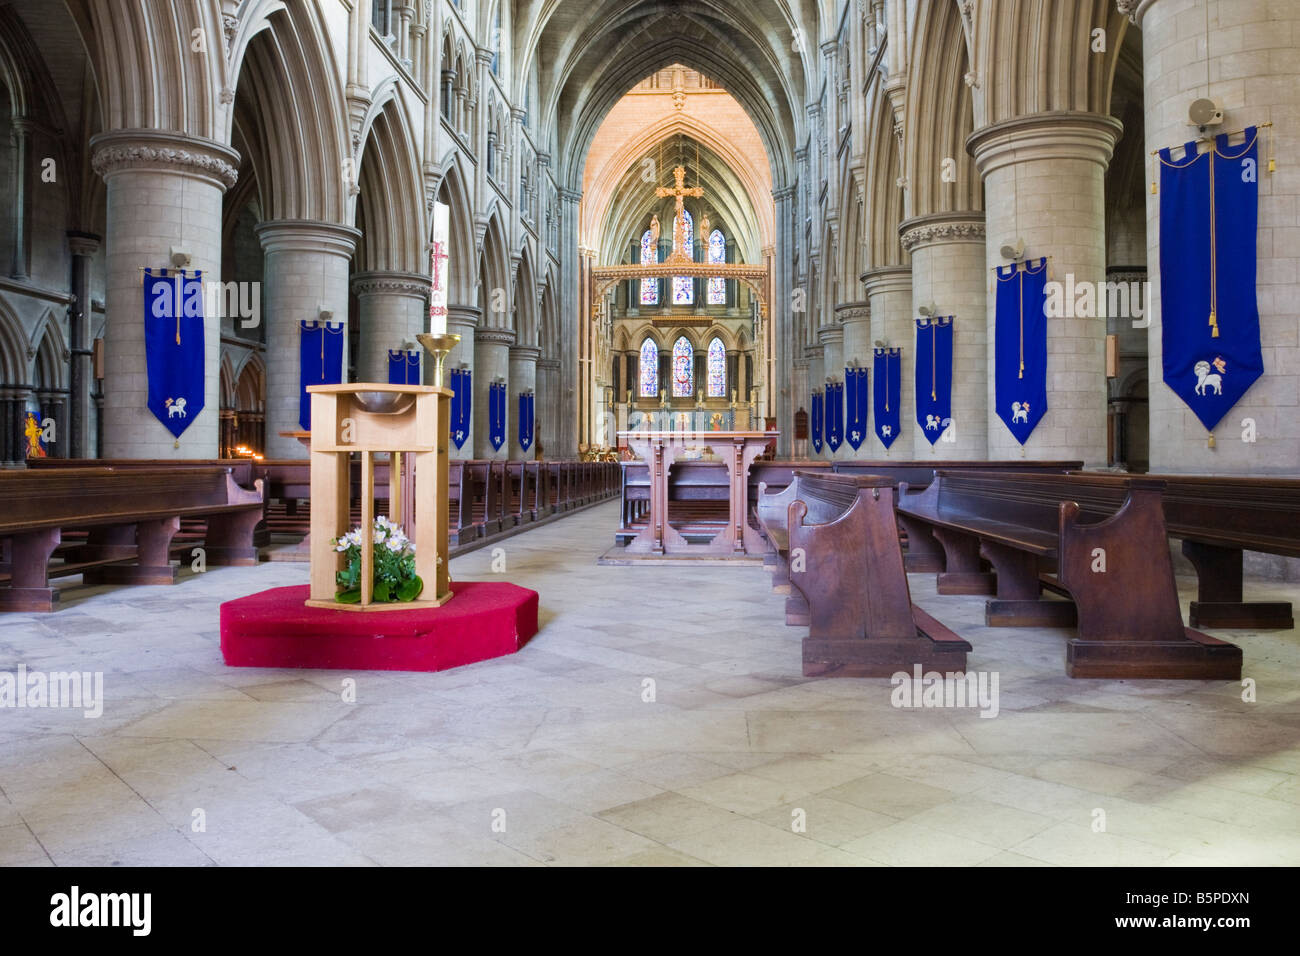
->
[{"left": 429, "top": 201, "right": 450, "bottom": 336}]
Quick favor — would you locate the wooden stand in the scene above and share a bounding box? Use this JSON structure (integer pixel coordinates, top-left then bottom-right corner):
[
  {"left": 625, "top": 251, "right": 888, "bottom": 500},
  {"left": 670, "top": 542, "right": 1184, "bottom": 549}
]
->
[
  {"left": 617, "top": 430, "right": 777, "bottom": 557},
  {"left": 305, "top": 384, "right": 453, "bottom": 611}
]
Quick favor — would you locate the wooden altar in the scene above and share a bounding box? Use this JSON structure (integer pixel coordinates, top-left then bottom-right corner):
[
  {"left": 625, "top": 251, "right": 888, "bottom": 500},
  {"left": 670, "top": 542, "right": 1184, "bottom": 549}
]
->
[{"left": 616, "top": 430, "right": 777, "bottom": 558}]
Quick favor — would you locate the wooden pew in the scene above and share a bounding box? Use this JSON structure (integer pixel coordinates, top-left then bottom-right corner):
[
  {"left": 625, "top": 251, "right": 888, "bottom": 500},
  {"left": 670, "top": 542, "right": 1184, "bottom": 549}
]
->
[
  {"left": 1108, "top": 473, "right": 1299, "bottom": 630},
  {"left": 755, "top": 471, "right": 972, "bottom": 677},
  {"left": 27, "top": 457, "right": 272, "bottom": 548},
  {"left": 0, "top": 467, "right": 264, "bottom": 612},
  {"left": 897, "top": 471, "right": 1243, "bottom": 679}
]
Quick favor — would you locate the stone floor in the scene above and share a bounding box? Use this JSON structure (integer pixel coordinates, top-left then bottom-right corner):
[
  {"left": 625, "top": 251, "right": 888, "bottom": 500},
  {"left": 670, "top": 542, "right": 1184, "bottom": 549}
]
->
[{"left": 2, "top": 500, "right": 1298, "bottom": 866}]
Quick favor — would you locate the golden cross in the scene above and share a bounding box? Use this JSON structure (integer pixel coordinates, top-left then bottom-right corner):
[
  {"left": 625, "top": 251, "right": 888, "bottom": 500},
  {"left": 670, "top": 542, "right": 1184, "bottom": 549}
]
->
[{"left": 655, "top": 165, "right": 704, "bottom": 249}]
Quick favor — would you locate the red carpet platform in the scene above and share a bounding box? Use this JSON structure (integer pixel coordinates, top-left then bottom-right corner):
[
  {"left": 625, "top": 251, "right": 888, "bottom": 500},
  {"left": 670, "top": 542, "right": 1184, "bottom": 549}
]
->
[{"left": 220, "top": 581, "right": 539, "bottom": 672}]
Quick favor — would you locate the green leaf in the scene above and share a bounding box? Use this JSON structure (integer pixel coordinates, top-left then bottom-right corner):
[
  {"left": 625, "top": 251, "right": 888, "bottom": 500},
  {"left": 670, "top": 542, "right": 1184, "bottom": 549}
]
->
[
  {"left": 374, "top": 580, "right": 392, "bottom": 602},
  {"left": 336, "top": 588, "right": 361, "bottom": 604},
  {"left": 397, "top": 575, "right": 423, "bottom": 601}
]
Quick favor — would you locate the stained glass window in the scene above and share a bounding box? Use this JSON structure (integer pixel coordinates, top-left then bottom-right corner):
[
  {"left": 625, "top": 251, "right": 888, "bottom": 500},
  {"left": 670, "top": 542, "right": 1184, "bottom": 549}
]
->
[
  {"left": 707, "top": 229, "right": 726, "bottom": 305},
  {"left": 672, "top": 336, "right": 693, "bottom": 398},
  {"left": 640, "top": 230, "right": 658, "bottom": 305},
  {"left": 707, "top": 337, "right": 726, "bottom": 398},
  {"left": 673, "top": 209, "right": 694, "bottom": 305},
  {"left": 639, "top": 338, "right": 659, "bottom": 396}
]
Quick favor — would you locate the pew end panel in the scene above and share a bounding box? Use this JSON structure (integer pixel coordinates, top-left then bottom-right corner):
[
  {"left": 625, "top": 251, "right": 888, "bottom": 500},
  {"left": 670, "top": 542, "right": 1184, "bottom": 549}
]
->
[
  {"left": 1057, "top": 486, "right": 1243, "bottom": 680},
  {"left": 786, "top": 476, "right": 971, "bottom": 678}
]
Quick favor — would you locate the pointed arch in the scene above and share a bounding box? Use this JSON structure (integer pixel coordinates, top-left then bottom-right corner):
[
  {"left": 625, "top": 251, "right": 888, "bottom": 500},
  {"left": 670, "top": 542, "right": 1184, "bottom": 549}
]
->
[
  {"left": 227, "top": 0, "right": 350, "bottom": 222},
  {"left": 638, "top": 335, "right": 660, "bottom": 397},
  {"left": 477, "top": 210, "right": 512, "bottom": 331},
  {"left": 435, "top": 153, "right": 477, "bottom": 305},
  {"left": 355, "top": 83, "right": 426, "bottom": 273}
]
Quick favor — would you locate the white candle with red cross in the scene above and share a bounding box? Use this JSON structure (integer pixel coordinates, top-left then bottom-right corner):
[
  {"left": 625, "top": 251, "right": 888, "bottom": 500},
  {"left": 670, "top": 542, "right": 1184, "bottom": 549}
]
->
[{"left": 429, "top": 201, "right": 450, "bottom": 336}]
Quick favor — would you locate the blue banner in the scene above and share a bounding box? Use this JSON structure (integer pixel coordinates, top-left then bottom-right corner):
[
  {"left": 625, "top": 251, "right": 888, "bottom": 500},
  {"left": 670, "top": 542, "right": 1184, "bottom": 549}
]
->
[
  {"left": 994, "top": 258, "right": 1049, "bottom": 444},
  {"left": 518, "top": 391, "right": 535, "bottom": 452},
  {"left": 845, "top": 366, "right": 869, "bottom": 450},
  {"left": 450, "top": 367, "right": 471, "bottom": 449},
  {"left": 299, "top": 321, "right": 344, "bottom": 431},
  {"left": 825, "top": 381, "right": 843, "bottom": 452},
  {"left": 915, "top": 317, "right": 953, "bottom": 445},
  {"left": 873, "top": 348, "right": 901, "bottom": 449},
  {"left": 810, "top": 390, "right": 824, "bottom": 454},
  {"left": 387, "top": 349, "right": 421, "bottom": 384},
  {"left": 1159, "top": 127, "right": 1264, "bottom": 432},
  {"left": 489, "top": 381, "right": 507, "bottom": 451},
  {"left": 143, "top": 268, "right": 205, "bottom": 438}
]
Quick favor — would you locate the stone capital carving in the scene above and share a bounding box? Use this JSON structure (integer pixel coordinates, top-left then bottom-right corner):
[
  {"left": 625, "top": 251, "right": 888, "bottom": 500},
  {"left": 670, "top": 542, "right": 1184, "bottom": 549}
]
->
[
  {"left": 350, "top": 271, "right": 431, "bottom": 298},
  {"left": 90, "top": 129, "right": 240, "bottom": 191},
  {"left": 834, "top": 300, "right": 871, "bottom": 323},
  {"left": 861, "top": 265, "right": 913, "bottom": 298},
  {"left": 66, "top": 232, "right": 102, "bottom": 258},
  {"left": 817, "top": 324, "right": 844, "bottom": 347},
  {"left": 967, "top": 111, "right": 1124, "bottom": 178},
  {"left": 447, "top": 305, "right": 482, "bottom": 331},
  {"left": 537, "top": 357, "right": 561, "bottom": 371},
  {"left": 254, "top": 219, "right": 362, "bottom": 257},
  {"left": 898, "top": 212, "right": 986, "bottom": 252},
  {"left": 509, "top": 345, "right": 542, "bottom": 363},
  {"left": 804, "top": 344, "right": 825, "bottom": 361},
  {"left": 475, "top": 328, "right": 517, "bottom": 347}
]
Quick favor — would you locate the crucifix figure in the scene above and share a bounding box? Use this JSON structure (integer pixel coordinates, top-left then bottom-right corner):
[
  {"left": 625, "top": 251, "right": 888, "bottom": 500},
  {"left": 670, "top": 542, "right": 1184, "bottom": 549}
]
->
[
  {"left": 430, "top": 240, "right": 449, "bottom": 293},
  {"left": 656, "top": 165, "right": 704, "bottom": 253}
]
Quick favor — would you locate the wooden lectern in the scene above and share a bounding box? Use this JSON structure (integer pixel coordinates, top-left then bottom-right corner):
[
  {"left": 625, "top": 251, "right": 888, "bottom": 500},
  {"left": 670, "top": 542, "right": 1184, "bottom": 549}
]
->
[{"left": 305, "top": 383, "right": 453, "bottom": 610}]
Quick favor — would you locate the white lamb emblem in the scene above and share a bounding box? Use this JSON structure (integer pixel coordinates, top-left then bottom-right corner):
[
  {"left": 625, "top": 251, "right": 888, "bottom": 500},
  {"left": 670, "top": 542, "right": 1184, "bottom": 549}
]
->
[
  {"left": 1011, "top": 401, "right": 1029, "bottom": 423},
  {"left": 1194, "top": 359, "right": 1224, "bottom": 396},
  {"left": 166, "top": 397, "right": 187, "bottom": 418},
  {"left": 925, "top": 414, "right": 940, "bottom": 430},
  {"left": 881, "top": 425, "right": 892, "bottom": 437}
]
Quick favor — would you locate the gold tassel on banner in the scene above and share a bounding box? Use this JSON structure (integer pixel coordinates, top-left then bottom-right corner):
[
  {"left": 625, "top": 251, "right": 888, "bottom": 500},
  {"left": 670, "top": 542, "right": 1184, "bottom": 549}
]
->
[
  {"left": 1209, "top": 310, "right": 1219, "bottom": 337},
  {"left": 1268, "top": 123, "right": 1276, "bottom": 173},
  {"left": 1207, "top": 433, "right": 1216, "bottom": 449}
]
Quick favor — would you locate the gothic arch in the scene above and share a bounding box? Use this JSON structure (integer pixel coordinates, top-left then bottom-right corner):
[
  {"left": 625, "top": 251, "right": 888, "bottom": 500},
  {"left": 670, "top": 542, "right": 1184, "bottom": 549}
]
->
[
  {"left": 228, "top": 0, "right": 350, "bottom": 223},
  {"left": 477, "top": 210, "right": 512, "bottom": 331},
  {"left": 862, "top": 79, "right": 906, "bottom": 271},
  {"left": 65, "top": 0, "right": 224, "bottom": 137},
  {"left": 31, "top": 316, "right": 66, "bottom": 391},
  {"left": 354, "top": 83, "right": 426, "bottom": 273},
  {"left": 903, "top": 0, "right": 982, "bottom": 218},
  {"left": 0, "top": 301, "right": 25, "bottom": 385},
  {"left": 435, "top": 153, "right": 478, "bottom": 305},
  {"left": 515, "top": 243, "right": 540, "bottom": 348}
]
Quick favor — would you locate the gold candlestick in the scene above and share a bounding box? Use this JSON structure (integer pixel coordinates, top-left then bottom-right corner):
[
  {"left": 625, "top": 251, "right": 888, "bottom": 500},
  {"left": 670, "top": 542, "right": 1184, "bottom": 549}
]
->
[{"left": 416, "top": 332, "right": 462, "bottom": 387}]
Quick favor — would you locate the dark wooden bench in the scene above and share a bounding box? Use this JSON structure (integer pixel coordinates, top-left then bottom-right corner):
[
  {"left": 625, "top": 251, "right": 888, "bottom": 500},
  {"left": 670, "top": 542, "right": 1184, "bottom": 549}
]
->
[
  {"left": 897, "top": 471, "right": 1243, "bottom": 679},
  {"left": 754, "top": 471, "right": 971, "bottom": 676},
  {"left": 1091, "top": 472, "right": 1299, "bottom": 630},
  {"left": 0, "top": 466, "right": 264, "bottom": 612}
]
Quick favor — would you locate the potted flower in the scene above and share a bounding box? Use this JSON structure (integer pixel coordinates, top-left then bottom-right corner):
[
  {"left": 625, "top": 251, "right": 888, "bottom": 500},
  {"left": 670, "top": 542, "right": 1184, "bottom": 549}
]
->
[{"left": 330, "top": 516, "right": 424, "bottom": 604}]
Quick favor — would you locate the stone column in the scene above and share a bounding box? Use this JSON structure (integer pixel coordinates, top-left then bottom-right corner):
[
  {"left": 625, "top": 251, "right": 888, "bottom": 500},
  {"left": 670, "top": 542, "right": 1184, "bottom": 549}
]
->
[
  {"left": 1130, "top": 0, "right": 1299, "bottom": 474},
  {"left": 558, "top": 189, "right": 582, "bottom": 456},
  {"left": 508, "top": 345, "right": 540, "bottom": 460},
  {"left": 862, "top": 266, "right": 913, "bottom": 457},
  {"left": 90, "top": 130, "right": 239, "bottom": 458},
  {"left": 805, "top": 343, "right": 825, "bottom": 458},
  {"left": 66, "top": 232, "right": 100, "bottom": 459},
  {"left": 536, "top": 356, "right": 560, "bottom": 458},
  {"left": 255, "top": 220, "right": 360, "bottom": 459},
  {"left": 772, "top": 185, "right": 797, "bottom": 455},
  {"left": 836, "top": 301, "right": 870, "bottom": 458},
  {"left": 900, "top": 213, "right": 988, "bottom": 459},
  {"left": 447, "top": 304, "right": 479, "bottom": 452},
  {"left": 818, "top": 324, "right": 850, "bottom": 459},
  {"left": 351, "top": 271, "right": 429, "bottom": 383},
  {"left": 8, "top": 117, "right": 31, "bottom": 279},
  {"left": 474, "top": 328, "right": 514, "bottom": 459},
  {"left": 970, "top": 113, "right": 1120, "bottom": 465}
]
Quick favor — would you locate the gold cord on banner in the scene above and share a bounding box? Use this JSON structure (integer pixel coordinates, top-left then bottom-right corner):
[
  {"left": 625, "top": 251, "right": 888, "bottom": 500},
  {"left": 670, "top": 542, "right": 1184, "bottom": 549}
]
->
[
  {"left": 1018, "top": 268, "right": 1025, "bottom": 378},
  {"left": 1208, "top": 147, "right": 1219, "bottom": 338},
  {"left": 173, "top": 271, "right": 183, "bottom": 345},
  {"left": 884, "top": 359, "right": 890, "bottom": 412},
  {"left": 930, "top": 325, "right": 937, "bottom": 401}
]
